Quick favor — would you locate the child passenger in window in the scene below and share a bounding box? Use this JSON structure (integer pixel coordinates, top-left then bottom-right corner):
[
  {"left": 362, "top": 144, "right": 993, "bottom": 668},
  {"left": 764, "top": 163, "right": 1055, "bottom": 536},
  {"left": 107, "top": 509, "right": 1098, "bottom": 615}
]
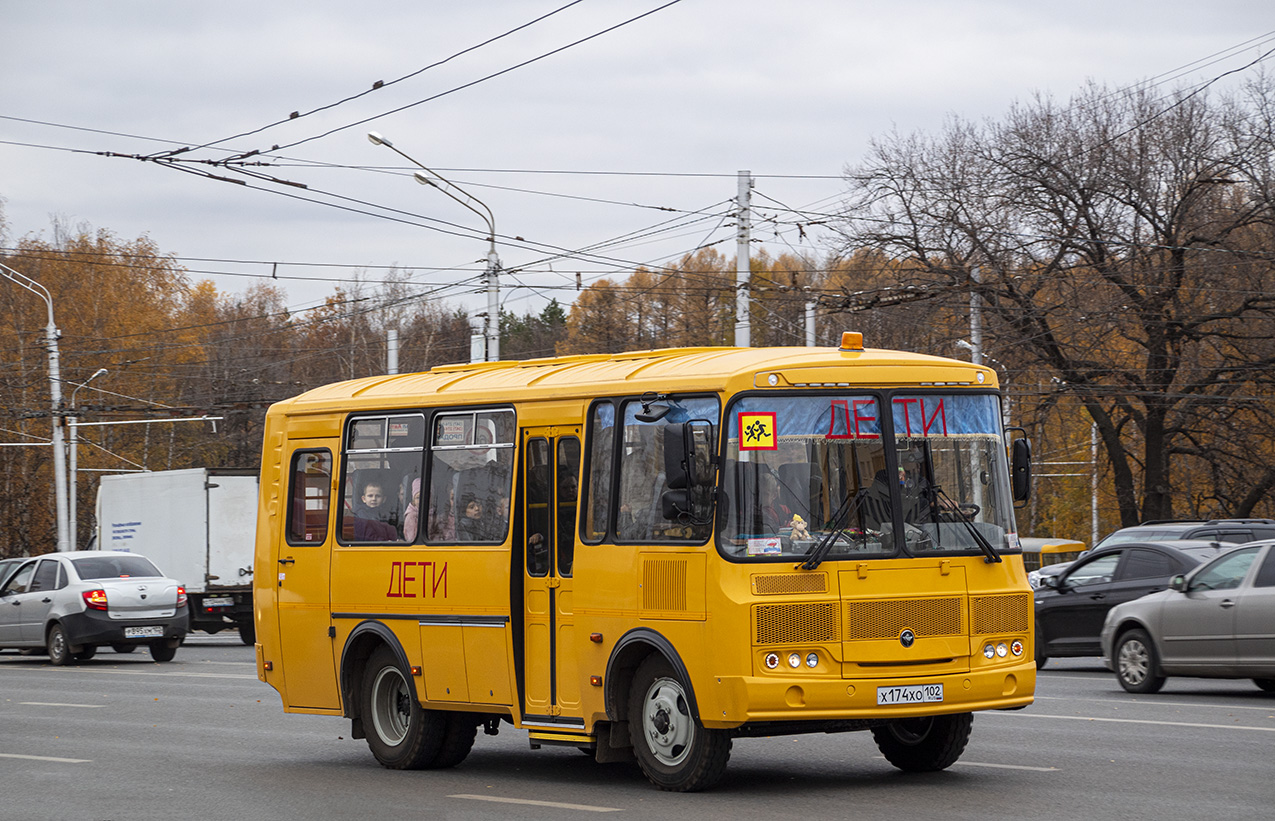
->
[{"left": 458, "top": 494, "right": 485, "bottom": 541}]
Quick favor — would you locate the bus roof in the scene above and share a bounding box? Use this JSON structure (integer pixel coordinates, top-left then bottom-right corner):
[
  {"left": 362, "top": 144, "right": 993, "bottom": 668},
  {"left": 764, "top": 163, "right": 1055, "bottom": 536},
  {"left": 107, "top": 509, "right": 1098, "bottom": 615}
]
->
[{"left": 271, "top": 343, "right": 998, "bottom": 415}]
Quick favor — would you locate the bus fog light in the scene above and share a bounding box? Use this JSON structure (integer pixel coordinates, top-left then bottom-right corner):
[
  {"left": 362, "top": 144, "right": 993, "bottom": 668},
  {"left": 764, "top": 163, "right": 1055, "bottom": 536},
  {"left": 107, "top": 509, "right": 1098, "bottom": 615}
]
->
[
  {"left": 806, "top": 653, "right": 818, "bottom": 668},
  {"left": 1011, "top": 640, "right": 1024, "bottom": 657},
  {"left": 996, "top": 642, "right": 1009, "bottom": 658},
  {"left": 765, "top": 652, "right": 779, "bottom": 670},
  {"left": 788, "top": 653, "right": 802, "bottom": 669},
  {"left": 983, "top": 644, "right": 996, "bottom": 659}
]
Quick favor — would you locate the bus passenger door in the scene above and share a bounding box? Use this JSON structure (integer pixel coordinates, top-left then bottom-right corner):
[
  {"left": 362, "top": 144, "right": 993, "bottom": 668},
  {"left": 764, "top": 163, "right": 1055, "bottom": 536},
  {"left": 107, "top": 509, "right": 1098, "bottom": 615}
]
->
[
  {"left": 521, "top": 428, "right": 582, "bottom": 721},
  {"left": 276, "top": 446, "right": 341, "bottom": 710}
]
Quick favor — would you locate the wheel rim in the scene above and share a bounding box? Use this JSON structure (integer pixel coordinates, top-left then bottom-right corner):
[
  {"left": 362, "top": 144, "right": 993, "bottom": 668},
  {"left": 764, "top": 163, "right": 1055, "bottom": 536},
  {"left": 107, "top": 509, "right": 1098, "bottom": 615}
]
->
[
  {"left": 369, "top": 666, "right": 412, "bottom": 746},
  {"left": 49, "top": 628, "right": 65, "bottom": 660},
  {"left": 1118, "top": 638, "right": 1150, "bottom": 686},
  {"left": 642, "top": 676, "right": 694, "bottom": 767}
]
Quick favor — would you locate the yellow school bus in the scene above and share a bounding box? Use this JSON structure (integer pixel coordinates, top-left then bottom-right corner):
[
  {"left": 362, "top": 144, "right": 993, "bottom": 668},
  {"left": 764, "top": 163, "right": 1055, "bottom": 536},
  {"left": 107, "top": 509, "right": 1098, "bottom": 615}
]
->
[{"left": 254, "top": 332, "right": 1036, "bottom": 791}]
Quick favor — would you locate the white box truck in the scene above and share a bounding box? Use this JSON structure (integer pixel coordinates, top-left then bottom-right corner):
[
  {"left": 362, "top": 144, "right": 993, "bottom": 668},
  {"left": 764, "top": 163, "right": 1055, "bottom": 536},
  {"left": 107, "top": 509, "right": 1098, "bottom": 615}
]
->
[{"left": 95, "top": 468, "right": 257, "bottom": 644}]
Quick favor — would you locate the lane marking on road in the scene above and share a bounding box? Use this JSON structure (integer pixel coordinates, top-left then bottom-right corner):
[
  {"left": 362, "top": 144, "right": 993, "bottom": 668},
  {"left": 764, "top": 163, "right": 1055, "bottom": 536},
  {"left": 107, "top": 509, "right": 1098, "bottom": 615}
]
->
[
  {"left": 987, "top": 712, "right": 1275, "bottom": 733},
  {"left": 19, "top": 702, "right": 104, "bottom": 708},
  {"left": 0, "top": 753, "right": 91, "bottom": 763},
  {"left": 450, "top": 795, "right": 621, "bottom": 813},
  {"left": 955, "top": 761, "right": 1059, "bottom": 772},
  {"left": 1034, "top": 694, "right": 1275, "bottom": 713},
  {"left": 2, "top": 666, "right": 255, "bottom": 680}
]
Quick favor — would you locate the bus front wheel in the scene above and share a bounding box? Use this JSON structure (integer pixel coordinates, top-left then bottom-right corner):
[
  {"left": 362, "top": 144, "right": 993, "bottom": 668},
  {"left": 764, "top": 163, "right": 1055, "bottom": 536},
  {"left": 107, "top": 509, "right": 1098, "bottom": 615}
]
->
[
  {"left": 871, "top": 712, "right": 973, "bottom": 772},
  {"left": 362, "top": 646, "right": 446, "bottom": 769},
  {"left": 627, "top": 655, "right": 731, "bottom": 792}
]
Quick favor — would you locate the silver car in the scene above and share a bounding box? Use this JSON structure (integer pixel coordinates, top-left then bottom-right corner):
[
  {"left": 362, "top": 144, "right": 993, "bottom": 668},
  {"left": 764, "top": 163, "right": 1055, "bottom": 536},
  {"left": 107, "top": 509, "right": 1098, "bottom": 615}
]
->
[
  {"left": 1101, "top": 540, "right": 1275, "bottom": 694},
  {"left": 0, "top": 551, "right": 189, "bottom": 664}
]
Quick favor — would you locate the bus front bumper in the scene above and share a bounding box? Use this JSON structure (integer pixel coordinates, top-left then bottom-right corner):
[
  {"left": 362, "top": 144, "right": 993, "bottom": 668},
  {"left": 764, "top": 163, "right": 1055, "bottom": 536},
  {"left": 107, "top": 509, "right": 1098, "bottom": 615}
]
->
[{"left": 701, "top": 660, "right": 1036, "bottom": 729}]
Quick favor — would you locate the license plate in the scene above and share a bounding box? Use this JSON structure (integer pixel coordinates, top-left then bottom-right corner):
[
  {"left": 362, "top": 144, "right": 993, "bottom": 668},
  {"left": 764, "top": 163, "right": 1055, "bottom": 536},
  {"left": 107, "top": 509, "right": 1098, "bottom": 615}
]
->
[
  {"left": 877, "top": 683, "right": 944, "bottom": 705},
  {"left": 124, "top": 626, "right": 165, "bottom": 638},
  {"left": 203, "top": 597, "right": 234, "bottom": 607}
]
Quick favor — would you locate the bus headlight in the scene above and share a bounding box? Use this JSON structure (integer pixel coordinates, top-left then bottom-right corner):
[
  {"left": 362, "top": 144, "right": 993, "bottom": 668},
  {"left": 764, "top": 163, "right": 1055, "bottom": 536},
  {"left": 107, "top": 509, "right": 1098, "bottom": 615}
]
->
[
  {"left": 764, "top": 652, "right": 779, "bottom": 669},
  {"left": 996, "top": 642, "right": 1009, "bottom": 658},
  {"left": 788, "top": 653, "right": 802, "bottom": 669},
  {"left": 806, "top": 653, "right": 818, "bottom": 668},
  {"left": 983, "top": 644, "right": 996, "bottom": 659}
]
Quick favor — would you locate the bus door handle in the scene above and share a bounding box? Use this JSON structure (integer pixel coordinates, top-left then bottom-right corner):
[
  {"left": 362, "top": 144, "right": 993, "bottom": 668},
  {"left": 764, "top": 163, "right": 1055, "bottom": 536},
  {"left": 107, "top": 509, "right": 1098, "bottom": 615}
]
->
[{"left": 278, "top": 558, "right": 296, "bottom": 566}]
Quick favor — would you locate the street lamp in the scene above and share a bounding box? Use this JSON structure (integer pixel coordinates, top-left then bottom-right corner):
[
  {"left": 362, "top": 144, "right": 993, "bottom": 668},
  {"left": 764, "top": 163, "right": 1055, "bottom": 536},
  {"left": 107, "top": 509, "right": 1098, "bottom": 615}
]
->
[
  {"left": 367, "top": 131, "right": 501, "bottom": 362},
  {"left": 69, "top": 368, "right": 108, "bottom": 549},
  {"left": 0, "top": 262, "right": 70, "bottom": 551}
]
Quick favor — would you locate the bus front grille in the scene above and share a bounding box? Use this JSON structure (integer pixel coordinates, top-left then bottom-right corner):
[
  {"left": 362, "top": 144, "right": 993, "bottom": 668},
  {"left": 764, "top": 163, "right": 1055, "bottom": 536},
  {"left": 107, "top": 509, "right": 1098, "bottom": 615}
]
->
[
  {"left": 755, "top": 602, "right": 841, "bottom": 644},
  {"left": 844, "top": 597, "right": 963, "bottom": 640},
  {"left": 969, "top": 594, "right": 1030, "bottom": 634},
  {"left": 751, "top": 572, "right": 828, "bottom": 596}
]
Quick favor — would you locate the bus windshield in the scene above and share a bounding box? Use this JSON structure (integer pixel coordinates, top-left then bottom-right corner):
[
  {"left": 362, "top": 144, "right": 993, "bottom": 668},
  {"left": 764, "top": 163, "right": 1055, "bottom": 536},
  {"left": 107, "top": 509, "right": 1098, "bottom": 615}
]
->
[{"left": 719, "top": 393, "right": 1017, "bottom": 562}]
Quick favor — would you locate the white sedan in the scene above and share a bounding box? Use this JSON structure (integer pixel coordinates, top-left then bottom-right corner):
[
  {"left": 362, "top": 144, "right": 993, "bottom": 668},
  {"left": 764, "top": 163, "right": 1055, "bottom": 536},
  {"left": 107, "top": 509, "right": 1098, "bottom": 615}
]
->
[{"left": 0, "top": 551, "right": 189, "bottom": 664}]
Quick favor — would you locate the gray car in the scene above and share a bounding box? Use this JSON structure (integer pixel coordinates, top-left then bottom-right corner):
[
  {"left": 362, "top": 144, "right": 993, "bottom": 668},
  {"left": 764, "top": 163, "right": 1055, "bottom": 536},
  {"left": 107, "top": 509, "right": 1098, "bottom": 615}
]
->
[
  {"left": 1100, "top": 540, "right": 1275, "bottom": 694},
  {"left": 0, "top": 551, "right": 189, "bottom": 664}
]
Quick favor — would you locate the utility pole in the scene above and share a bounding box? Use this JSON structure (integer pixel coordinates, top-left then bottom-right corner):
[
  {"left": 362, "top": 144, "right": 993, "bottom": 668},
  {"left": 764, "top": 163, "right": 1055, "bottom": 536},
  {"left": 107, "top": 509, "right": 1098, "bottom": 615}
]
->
[
  {"left": 969, "top": 266, "right": 983, "bottom": 366},
  {"left": 735, "top": 171, "right": 752, "bottom": 348},
  {"left": 1091, "top": 422, "right": 1100, "bottom": 544},
  {"left": 0, "top": 263, "right": 69, "bottom": 552},
  {"left": 805, "top": 294, "right": 816, "bottom": 346},
  {"left": 386, "top": 328, "right": 399, "bottom": 375}
]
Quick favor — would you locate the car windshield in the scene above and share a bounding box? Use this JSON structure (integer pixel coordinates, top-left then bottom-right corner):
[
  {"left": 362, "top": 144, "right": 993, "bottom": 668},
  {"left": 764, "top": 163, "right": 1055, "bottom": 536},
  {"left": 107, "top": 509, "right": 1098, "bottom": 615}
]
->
[
  {"left": 72, "top": 554, "right": 163, "bottom": 579},
  {"left": 719, "top": 392, "right": 1017, "bottom": 562},
  {"left": 1094, "top": 528, "right": 1190, "bottom": 548}
]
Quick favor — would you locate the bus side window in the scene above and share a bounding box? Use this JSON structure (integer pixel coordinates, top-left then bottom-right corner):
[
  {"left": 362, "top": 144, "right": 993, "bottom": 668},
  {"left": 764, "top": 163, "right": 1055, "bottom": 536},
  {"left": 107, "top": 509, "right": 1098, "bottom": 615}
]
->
[
  {"left": 556, "top": 437, "right": 581, "bottom": 576},
  {"left": 582, "top": 402, "right": 615, "bottom": 543},
  {"left": 287, "top": 450, "right": 332, "bottom": 545}
]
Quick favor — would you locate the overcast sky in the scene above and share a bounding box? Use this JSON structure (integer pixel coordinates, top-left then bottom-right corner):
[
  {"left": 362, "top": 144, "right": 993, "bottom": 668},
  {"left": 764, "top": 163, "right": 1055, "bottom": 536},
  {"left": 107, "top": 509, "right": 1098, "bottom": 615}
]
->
[{"left": 2, "top": 1, "right": 1272, "bottom": 321}]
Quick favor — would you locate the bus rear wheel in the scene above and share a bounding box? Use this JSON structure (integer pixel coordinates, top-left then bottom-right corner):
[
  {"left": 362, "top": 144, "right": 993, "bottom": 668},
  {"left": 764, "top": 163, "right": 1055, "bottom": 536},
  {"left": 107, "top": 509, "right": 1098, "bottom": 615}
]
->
[
  {"left": 627, "top": 655, "right": 731, "bottom": 792},
  {"left": 362, "top": 646, "right": 446, "bottom": 769},
  {"left": 872, "top": 712, "right": 973, "bottom": 772}
]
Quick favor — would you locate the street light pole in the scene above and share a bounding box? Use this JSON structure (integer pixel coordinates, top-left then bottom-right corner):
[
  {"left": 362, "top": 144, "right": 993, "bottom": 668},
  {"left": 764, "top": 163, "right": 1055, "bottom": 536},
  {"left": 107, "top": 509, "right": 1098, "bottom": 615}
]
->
[
  {"left": 0, "top": 262, "right": 70, "bottom": 551},
  {"left": 69, "top": 368, "right": 108, "bottom": 550},
  {"left": 367, "top": 132, "right": 501, "bottom": 362}
]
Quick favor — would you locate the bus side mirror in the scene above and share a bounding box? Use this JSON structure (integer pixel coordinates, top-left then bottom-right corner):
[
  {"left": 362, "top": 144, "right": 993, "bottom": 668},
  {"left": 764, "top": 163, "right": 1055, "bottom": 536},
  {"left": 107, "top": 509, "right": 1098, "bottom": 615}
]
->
[
  {"left": 1011, "top": 437, "right": 1032, "bottom": 502},
  {"left": 662, "top": 489, "right": 691, "bottom": 520}
]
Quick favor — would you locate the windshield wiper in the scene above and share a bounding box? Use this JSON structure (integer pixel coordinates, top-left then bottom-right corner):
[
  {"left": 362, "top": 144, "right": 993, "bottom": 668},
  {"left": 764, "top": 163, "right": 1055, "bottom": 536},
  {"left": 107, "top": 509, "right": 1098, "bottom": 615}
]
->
[
  {"left": 798, "top": 489, "right": 870, "bottom": 571},
  {"left": 933, "top": 486, "right": 1001, "bottom": 564}
]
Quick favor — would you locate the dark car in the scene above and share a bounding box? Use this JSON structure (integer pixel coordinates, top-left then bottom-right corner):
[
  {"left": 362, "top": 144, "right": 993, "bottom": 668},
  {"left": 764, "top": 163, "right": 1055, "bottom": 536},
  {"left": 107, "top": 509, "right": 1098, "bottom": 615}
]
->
[
  {"left": 1030, "top": 519, "right": 1275, "bottom": 589},
  {"left": 1034, "top": 540, "right": 1233, "bottom": 667}
]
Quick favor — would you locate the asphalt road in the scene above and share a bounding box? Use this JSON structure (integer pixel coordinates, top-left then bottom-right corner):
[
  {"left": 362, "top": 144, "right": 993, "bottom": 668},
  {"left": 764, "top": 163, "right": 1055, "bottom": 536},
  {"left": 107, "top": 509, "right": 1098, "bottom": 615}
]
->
[{"left": 3, "top": 637, "right": 1273, "bottom": 821}]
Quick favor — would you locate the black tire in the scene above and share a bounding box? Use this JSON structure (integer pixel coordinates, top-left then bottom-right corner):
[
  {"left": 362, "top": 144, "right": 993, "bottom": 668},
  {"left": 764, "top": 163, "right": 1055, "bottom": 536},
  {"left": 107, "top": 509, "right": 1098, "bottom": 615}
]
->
[
  {"left": 1253, "top": 679, "right": 1275, "bottom": 693},
  {"left": 872, "top": 712, "right": 973, "bottom": 772},
  {"left": 430, "top": 713, "right": 479, "bottom": 769},
  {"left": 238, "top": 619, "right": 256, "bottom": 646},
  {"left": 112, "top": 643, "right": 137, "bottom": 654},
  {"left": 1114, "top": 628, "right": 1165, "bottom": 694},
  {"left": 361, "top": 646, "right": 446, "bottom": 769},
  {"left": 1034, "top": 625, "right": 1048, "bottom": 669},
  {"left": 47, "top": 623, "right": 72, "bottom": 666},
  {"left": 150, "top": 640, "right": 178, "bottom": 662},
  {"left": 74, "top": 645, "right": 97, "bottom": 661},
  {"left": 628, "top": 654, "right": 731, "bottom": 792}
]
